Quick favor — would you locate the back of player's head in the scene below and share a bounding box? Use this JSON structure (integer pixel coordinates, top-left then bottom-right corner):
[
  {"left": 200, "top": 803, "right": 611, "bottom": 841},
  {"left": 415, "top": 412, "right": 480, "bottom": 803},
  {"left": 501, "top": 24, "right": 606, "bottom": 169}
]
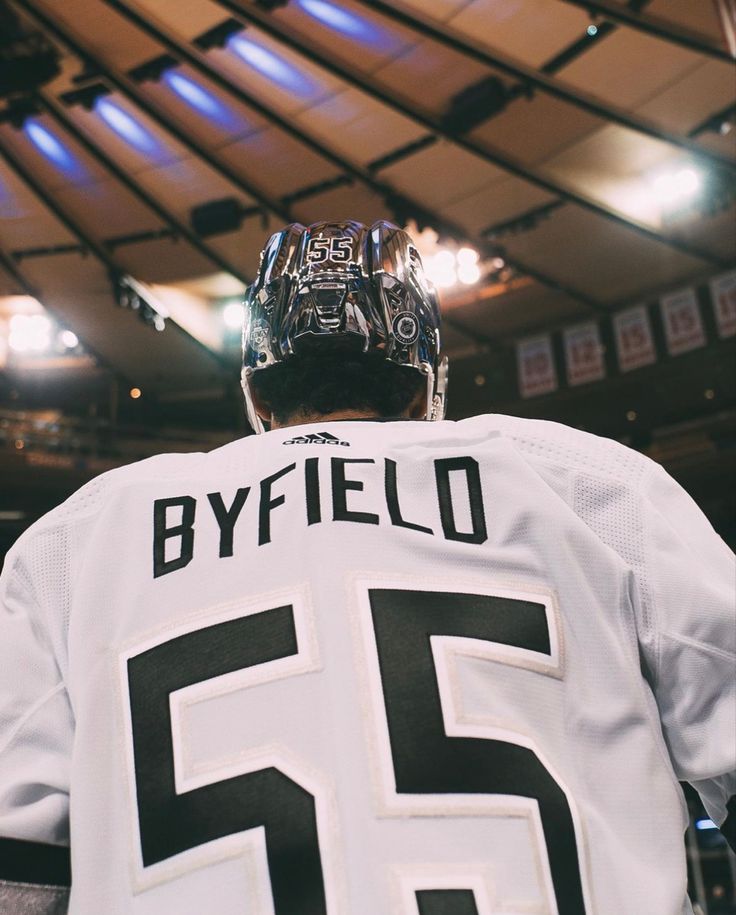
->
[{"left": 241, "top": 220, "right": 448, "bottom": 432}]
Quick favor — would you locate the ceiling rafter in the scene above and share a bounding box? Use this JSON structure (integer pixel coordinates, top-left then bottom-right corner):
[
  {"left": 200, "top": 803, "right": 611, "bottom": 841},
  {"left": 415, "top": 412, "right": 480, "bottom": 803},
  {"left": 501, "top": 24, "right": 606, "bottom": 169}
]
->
[
  {"left": 0, "top": 133, "right": 231, "bottom": 372},
  {"left": 216, "top": 0, "right": 730, "bottom": 269},
  {"left": 558, "top": 0, "right": 734, "bottom": 62},
  {"left": 33, "top": 89, "right": 252, "bottom": 287},
  {"left": 351, "top": 0, "right": 735, "bottom": 175},
  {"left": 79, "top": 0, "right": 610, "bottom": 317}
]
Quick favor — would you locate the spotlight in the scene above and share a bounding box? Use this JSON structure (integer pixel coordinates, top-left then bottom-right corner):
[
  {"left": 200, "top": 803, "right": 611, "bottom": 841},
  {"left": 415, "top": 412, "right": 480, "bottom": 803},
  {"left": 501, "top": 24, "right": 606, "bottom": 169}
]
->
[
  {"left": 425, "top": 250, "right": 457, "bottom": 289},
  {"left": 8, "top": 314, "right": 52, "bottom": 353},
  {"left": 129, "top": 387, "right": 142, "bottom": 399},
  {"left": 587, "top": 24, "right": 598, "bottom": 36},
  {"left": 457, "top": 247, "right": 479, "bottom": 266},
  {"left": 59, "top": 329, "right": 79, "bottom": 349},
  {"left": 650, "top": 166, "right": 702, "bottom": 208},
  {"left": 458, "top": 263, "right": 481, "bottom": 285},
  {"left": 113, "top": 274, "right": 169, "bottom": 331},
  {"left": 223, "top": 301, "right": 245, "bottom": 329}
]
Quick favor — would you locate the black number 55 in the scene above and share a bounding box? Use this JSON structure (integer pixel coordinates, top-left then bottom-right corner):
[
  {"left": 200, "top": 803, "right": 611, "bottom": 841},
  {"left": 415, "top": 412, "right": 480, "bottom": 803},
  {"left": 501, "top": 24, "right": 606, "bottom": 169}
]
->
[{"left": 124, "top": 586, "right": 588, "bottom": 914}]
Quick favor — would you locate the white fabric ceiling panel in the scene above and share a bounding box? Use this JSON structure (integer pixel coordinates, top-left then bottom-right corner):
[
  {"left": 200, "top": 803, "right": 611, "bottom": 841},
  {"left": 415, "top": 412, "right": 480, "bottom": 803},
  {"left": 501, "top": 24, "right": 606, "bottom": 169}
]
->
[
  {"left": 53, "top": 180, "right": 165, "bottom": 240},
  {"left": 374, "top": 40, "right": 489, "bottom": 115},
  {"left": 69, "top": 95, "right": 191, "bottom": 178},
  {"left": 111, "top": 237, "right": 217, "bottom": 284},
  {"left": 557, "top": 29, "right": 717, "bottom": 110},
  {"left": 541, "top": 125, "right": 679, "bottom": 229},
  {"left": 502, "top": 207, "right": 708, "bottom": 303},
  {"left": 442, "top": 177, "right": 556, "bottom": 235},
  {"left": 141, "top": 66, "right": 267, "bottom": 149},
  {"left": 471, "top": 93, "right": 602, "bottom": 168},
  {"left": 0, "top": 278, "right": 20, "bottom": 298},
  {"left": 200, "top": 215, "right": 285, "bottom": 281},
  {"left": 294, "top": 89, "right": 425, "bottom": 167},
  {"left": 635, "top": 60, "right": 736, "bottom": 135},
  {"left": 0, "top": 117, "right": 111, "bottom": 195},
  {"left": 16, "top": 250, "right": 111, "bottom": 296},
  {"left": 458, "top": 282, "right": 584, "bottom": 339},
  {"left": 292, "top": 182, "right": 387, "bottom": 229},
  {"left": 543, "top": 125, "right": 682, "bottom": 182},
  {"left": 379, "top": 139, "right": 508, "bottom": 209},
  {"left": 206, "top": 32, "right": 344, "bottom": 120},
  {"left": 36, "top": 0, "right": 163, "bottom": 71},
  {"left": 132, "top": 155, "right": 256, "bottom": 216},
  {"left": 217, "top": 127, "right": 338, "bottom": 198},
  {"left": 662, "top": 205, "right": 736, "bottom": 262},
  {"left": 278, "top": 0, "right": 419, "bottom": 75},
  {"left": 646, "top": 0, "right": 727, "bottom": 43},
  {"left": 450, "top": 0, "right": 591, "bottom": 69},
  {"left": 398, "top": 0, "right": 474, "bottom": 22},
  {"left": 0, "top": 167, "right": 77, "bottom": 250},
  {"left": 134, "top": 0, "right": 227, "bottom": 42}
]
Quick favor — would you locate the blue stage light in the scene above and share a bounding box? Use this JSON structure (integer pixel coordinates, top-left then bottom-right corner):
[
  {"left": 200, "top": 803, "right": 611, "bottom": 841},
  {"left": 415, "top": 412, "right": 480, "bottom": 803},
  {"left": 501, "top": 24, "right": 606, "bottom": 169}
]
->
[
  {"left": 298, "top": 0, "right": 381, "bottom": 43},
  {"left": 695, "top": 818, "right": 717, "bottom": 830},
  {"left": 24, "top": 120, "right": 82, "bottom": 176},
  {"left": 227, "top": 34, "right": 313, "bottom": 96},
  {"left": 95, "top": 98, "right": 158, "bottom": 154},
  {"left": 163, "top": 71, "right": 241, "bottom": 129}
]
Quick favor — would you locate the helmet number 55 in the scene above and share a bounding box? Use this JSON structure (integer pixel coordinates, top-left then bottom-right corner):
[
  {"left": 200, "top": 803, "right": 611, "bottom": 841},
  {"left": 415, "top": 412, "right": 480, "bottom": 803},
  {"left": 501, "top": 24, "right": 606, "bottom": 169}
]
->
[{"left": 306, "top": 236, "right": 353, "bottom": 264}]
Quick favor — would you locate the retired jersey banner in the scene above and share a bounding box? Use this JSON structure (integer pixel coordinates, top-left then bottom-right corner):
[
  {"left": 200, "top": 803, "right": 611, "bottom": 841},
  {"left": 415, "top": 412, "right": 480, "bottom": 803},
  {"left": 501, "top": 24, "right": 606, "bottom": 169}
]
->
[
  {"left": 709, "top": 271, "right": 736, "bottom": 338},
  {"left": 517, "top": 334, "right": 557, "bottom": 398},
  {"left": 613, "top": 305, "right": 656, "bottom": 372},
  {"left": 563, "top": 321, "right": 605, "bottom": 386},
  {"left": 660, "top": 288, "right": 706, "bottom": 355}
]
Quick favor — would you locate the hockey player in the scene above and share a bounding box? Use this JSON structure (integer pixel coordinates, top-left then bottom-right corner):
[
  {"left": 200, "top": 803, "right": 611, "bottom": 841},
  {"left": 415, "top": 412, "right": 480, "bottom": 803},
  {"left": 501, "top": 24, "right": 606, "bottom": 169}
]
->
[{"left": 0, "top": 220, "right": 733, "bottom": 914}]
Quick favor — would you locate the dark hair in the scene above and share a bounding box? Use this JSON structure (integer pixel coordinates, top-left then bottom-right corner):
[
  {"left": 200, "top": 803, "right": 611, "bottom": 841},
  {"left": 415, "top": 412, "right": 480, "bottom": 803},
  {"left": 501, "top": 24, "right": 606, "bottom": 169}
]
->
[{"left": 250, "top": 348, "right": 426, "bottom": 424}]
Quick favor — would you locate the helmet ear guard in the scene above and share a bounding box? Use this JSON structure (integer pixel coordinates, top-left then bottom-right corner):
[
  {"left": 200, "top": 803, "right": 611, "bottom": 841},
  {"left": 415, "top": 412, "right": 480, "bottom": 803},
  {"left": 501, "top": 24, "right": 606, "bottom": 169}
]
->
[{"left": 241, "top": 220, "right": 448, "bottom": 432}]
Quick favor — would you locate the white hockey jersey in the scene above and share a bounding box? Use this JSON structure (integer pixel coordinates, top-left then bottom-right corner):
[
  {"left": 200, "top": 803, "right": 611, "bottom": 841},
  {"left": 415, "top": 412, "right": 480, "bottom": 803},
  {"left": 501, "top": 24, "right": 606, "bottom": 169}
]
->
[{"left": 0, "top": 414, "right": 734, "bottom": 915}]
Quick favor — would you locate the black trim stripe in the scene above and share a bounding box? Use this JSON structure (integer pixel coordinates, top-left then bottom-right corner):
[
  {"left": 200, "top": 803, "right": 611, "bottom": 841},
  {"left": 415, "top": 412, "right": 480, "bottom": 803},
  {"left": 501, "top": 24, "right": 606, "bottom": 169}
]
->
[
  {"left": 721, "top": 794, "right": 736, "bottom": 853},
  {"left": 0, "top": 837, "right": 71, "bottom": 887}
]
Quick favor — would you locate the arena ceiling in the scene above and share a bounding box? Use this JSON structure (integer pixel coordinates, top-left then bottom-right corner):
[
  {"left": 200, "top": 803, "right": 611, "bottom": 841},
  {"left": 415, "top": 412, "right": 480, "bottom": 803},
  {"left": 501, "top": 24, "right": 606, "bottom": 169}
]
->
[{"left": 0, "top": 0, "right": 734, "bottom": 414}]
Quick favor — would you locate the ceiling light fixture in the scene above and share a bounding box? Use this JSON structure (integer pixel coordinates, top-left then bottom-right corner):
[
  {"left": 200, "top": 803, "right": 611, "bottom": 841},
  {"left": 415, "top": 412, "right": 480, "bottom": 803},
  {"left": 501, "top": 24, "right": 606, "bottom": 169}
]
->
[
  {"left": 163, "top": 71, "right": 240, "bottom": 128},
  {"left": 59, "top": 329, "right": 79, "bottom": 349},
  {"left": 650, "top": 165, "right": 702, "bottom": 209},
  {"left": 223, "top": 301, "right": 245, "bottom": 329},
  {"left": 8, "top": 313, "right": 52, "bottom": 353},
  {"left": 227, "top": 34, "right": 312, "bottom": 95},
  {"left": 23, "top": 119, "right": 82, "bottom": 176},
  {"left": 95, "top": 98, "right": 159, "bottom": 154},
  {"left": 297, "top": 0, "right": 379, "bottom": 42}
]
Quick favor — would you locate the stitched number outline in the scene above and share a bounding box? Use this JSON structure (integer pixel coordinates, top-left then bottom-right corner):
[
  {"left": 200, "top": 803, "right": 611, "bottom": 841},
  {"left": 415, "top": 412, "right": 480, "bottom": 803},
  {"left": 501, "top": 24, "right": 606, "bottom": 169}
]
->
[
  {"left": 126, "top": 603, "right": 328, "bottom": 914},
  {"left": 363, "top": 586, "right": 587, "bottom": 915},
  {"left": 124, "top": 586, "right": 588, "bottom": 914}
]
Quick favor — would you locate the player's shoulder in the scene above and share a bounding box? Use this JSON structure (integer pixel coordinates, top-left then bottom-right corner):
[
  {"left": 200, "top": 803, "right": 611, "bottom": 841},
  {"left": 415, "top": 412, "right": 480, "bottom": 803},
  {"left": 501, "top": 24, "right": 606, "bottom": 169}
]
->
[
  {"left": 11, "top": 448, "right": 219, "bottom": 556},
  {"left": 463, "top": 412, "right": 653, "bottom": 485}
]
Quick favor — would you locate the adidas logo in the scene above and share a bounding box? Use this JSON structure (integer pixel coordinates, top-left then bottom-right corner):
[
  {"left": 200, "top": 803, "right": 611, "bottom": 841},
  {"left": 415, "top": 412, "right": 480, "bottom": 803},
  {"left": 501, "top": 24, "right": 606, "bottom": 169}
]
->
[{"left": 283, "top": 431, "right": 351, "bottom": 446}]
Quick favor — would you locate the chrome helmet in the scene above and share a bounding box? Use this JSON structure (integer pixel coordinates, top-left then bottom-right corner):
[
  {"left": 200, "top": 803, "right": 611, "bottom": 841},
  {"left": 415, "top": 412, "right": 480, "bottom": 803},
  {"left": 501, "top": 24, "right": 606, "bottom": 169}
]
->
[{"left": 241, "top": 219, "right": 448, "bottom": 433}]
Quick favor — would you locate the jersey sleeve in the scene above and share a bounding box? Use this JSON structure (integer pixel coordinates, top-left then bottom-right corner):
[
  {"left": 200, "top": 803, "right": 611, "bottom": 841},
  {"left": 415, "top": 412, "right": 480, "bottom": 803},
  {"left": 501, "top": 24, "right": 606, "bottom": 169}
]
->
[
  {"left": 637, "top": 460, "right": 736, "bottom": 850},
  {"left": 0, "top": 535, "right": 73, "bottom": 907}
]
